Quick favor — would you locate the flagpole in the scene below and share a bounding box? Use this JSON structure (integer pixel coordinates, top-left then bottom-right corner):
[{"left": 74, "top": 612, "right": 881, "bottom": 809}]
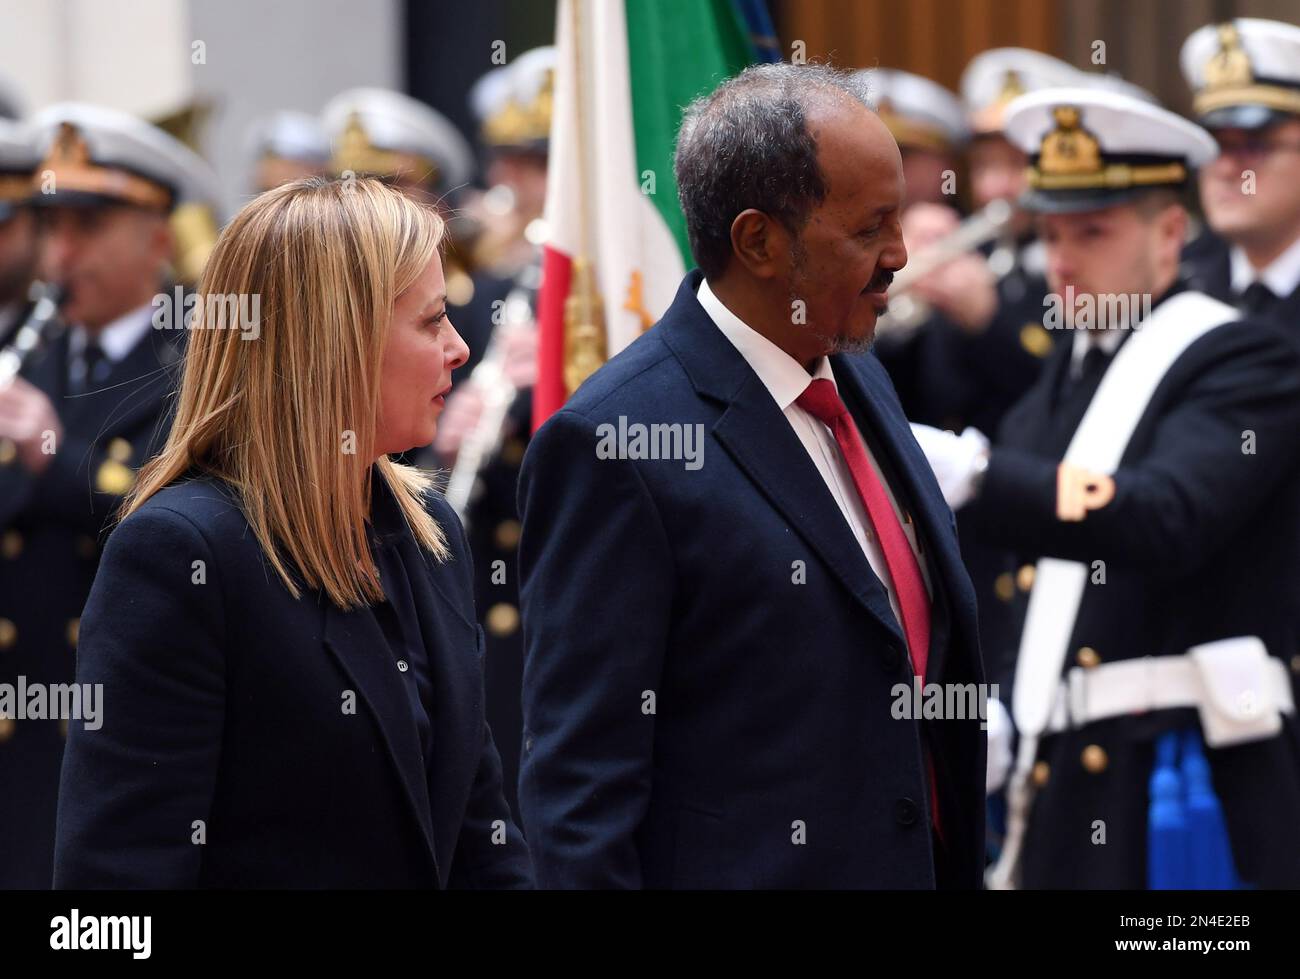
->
[{"left": 563, "top": 0, "right": 607, "bottom": 396}]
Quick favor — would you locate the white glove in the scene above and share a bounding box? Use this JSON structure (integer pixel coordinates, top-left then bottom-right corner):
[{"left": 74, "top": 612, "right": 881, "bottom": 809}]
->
[
  {"left": 909, "top": 423, "right": 990, "bottom": 511},
  {"left": 985, "top": 696, "right": 1014, "bottom": 795}
]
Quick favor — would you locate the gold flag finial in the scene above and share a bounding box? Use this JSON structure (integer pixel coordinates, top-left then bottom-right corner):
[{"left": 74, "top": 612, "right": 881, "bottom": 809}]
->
[{"left": 564, "top": 257, "right": 607, "bottom": 395}]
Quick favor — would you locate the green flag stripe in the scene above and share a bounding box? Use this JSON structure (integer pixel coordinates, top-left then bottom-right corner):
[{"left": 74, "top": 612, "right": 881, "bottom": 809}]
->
[{"left": 625, "top": 0, "right": 756, "bottom": 266}]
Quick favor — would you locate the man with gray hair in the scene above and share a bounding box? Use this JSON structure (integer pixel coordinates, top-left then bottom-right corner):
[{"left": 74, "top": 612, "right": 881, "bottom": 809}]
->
[{"left": 518, "top": 63, "right": 986, "bottom": 888}]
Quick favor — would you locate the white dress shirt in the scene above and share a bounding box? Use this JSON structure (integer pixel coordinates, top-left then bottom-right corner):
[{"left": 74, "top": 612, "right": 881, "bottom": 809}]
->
[
  {"left": 1230, "top": 233, "right": 1300, "bottom": 300},
  {"left": 1068, "top": 326, "right": 1125, "bottom": 378},
  {"left": 696, "top": 278, "right": 932, "bottom": 645}
]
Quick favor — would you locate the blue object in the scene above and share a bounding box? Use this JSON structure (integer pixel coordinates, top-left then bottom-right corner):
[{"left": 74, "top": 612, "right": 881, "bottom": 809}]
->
[
  {"left": 1148, "top": 731, "right": 1191, "bottom": 889},
  {"left": 730, "top": 0, "right": 782, "bottom": 63},
  {"left": 1180, "top": 729, "right": 1241, "bottom": 889}
]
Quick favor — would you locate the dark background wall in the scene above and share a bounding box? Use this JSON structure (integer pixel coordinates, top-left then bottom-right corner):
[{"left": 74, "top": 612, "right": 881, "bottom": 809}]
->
[{"left": 406, "top": 0, "right": 556, "bottom": 183}]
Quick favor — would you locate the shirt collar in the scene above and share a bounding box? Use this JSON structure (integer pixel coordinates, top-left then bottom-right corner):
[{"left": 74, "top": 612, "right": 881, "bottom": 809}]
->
[
  {"left": 1069, "top": 326, "right": 1125, "bottom": 370},
  {"left": 69, "top": 303, "right": 156, "bottom": 362},
  {"left": 1229, "top": 234, "right": 1300, "bottom": 299},
  {"left": 696, "top": 277, "right": 835, "bottom": 410}
]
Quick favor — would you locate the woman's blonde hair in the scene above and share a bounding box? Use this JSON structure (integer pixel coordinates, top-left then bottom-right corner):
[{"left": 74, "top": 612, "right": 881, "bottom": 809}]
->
[{"left": 124, "top": 176, "right": 450, "bottom": 609}]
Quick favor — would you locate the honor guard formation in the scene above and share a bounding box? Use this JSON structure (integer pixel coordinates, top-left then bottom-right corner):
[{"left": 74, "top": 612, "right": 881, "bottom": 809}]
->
[{"left": 1, "top": 11, "right": 1299, "bottom": 892}]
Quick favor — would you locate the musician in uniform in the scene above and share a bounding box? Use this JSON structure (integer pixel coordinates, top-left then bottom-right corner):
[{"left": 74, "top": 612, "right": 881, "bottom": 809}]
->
[
  {"left": 0, "top": 103, "right": 215, "bottom": 887},
  {"left": 0, "top": 120, "right": 38, "bottom": 348},
  {"left": 863, "top": 68, "right": 968, "bottom": 209},
  {"left": 321, "top": 86, "right": 510, "bottom": 380},
  {"left": 1178, "top": 19, "right": 1300, "bottom": 711},
  {"left": 915, "top": 87, "right": 1300, "bottom": 888},
  {"left": 864, "top": 68, "right": 969, "bottom": 445},
  {"left": 1179, "top": 19, "right": 1300, "bottom": 332},
  {"left": 431, "top": 48, "right": 554, "bottom": 818},
  {"left": 243, "top": 110, "right": 330, "bottom": 195}
]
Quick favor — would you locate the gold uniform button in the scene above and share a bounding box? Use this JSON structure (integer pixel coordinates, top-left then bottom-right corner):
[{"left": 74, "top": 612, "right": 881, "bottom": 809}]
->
[
  {"left": 994, "top": 573, "right": 1015, "bottom": 602},
  {"left": 1, "top": 530, "right": 21, "bottom": 559},
  {"left": 67, "top": 617, "right": 79, "bottom": 648},
  {"left": 1076, "top": 646, "right": 1101, "bottom": 669},
  {"left": 107, "top": 438, "right": 133, "bottom": 463},
  {"left": 1031, "top": 760, "right": 1050, "bottom": 787},
  {"left": 494, "top": 519, "right": 522, "bottom": 551},
  {"left": 1082, "top": 744, "right": 1108, "bottom": 774},
  {"left": 1020, "top": 322, "right": 1052, "bottom": 358},
  {"left": 0, "top": 618, "right": 15, "bottom": 649},
  {"left": 0, "top": 716, "right": 13, "bottom": 743},
  {"left": 95, "top": 459, "right": 136, "bottom": 495},
  {"left": 0, "top": 437, "right": 15, "bottom": 465},
  {"left": 486, "top": 602, "right": 519, "bottom": 638},
  {"left": 1016, "top": 564, "right": 1036, "bottom": 591},
  {"left": 500, "top": 438, "right": 526, "bottom": 468}
]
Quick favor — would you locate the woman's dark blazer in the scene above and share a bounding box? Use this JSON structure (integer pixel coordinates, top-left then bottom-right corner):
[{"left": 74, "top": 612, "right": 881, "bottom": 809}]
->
[{"left": 52, "top": 475, "right": 533, "bottom": 889}]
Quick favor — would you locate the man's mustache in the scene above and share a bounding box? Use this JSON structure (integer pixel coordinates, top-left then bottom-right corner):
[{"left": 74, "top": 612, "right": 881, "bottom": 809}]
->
[{"left": 864, "top": 269, "right": 894, "bottom": 293}]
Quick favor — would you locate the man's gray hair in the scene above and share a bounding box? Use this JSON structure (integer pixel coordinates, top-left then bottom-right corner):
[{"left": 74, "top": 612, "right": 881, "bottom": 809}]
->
[{"left": 674, "top": 63, "right": 874, "bottom": 280}]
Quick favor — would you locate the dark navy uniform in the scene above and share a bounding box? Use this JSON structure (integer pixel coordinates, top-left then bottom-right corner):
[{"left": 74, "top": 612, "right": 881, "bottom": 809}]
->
[
  {"left": 967, "top": 288, "right": 1300, "bottom": 887},
  {"left": 0, "top": 100, "right": 214, "bottom": 889},
  {"left": 1183, "top": 226, "right": 1300, "bottom": 330},
  {"left": 0, "top": 322, "right": 181, "bottom": 887},
  {"left": 952, "top": 85, "right": 1300, "bottom": 889}
]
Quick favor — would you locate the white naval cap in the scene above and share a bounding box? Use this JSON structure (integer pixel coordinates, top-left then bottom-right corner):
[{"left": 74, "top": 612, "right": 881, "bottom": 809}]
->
[
  {"left": 470, "top": 46, "right": 555, "bottom": 151},
  {"left": 1071, "top": 71, "right": 1157, "bottom": 104},
  {"left": 0, "top": 118, "right": 38, "bottom": 221},
  {"left": 1004, "top": 86, "right": 1218, "bottom": 213},
  {"left": 0, "top": 72, "right": 24, "bottom": 121},
  {"left": 1181, "top": 18, "right": 1300, "bottom": 129},
  {"left": 861, "top": 68, "right": 969, "bottom": 152},
  {"left": 245, "top": 110, "right": 329, "bottom": 165},
  {"left": 27, "top": 102, "right": 219, "bottom": 213},
  {"left": 961, "top": 48, "right": 1083, "bottom": 135},
  {"left": 322, "top": 87, "right": 472, "bottom": 192}
]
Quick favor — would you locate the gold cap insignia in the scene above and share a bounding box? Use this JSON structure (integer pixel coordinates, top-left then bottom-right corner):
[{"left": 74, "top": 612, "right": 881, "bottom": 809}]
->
[
  {"left": 1204, "top": 23, "right": 1253, "bottom": 92},
  {"left": 332, "top": 112, "right": 441, "bottom": 188},
  {"left": 483, "top": 68, "right": 554, "bottom": 147},
  {"left": 36, "top": 121, "right": 172, "bottom": 211},
  {"left": 1038, "top": 106, "right": 1102, "bottom": 177},
  {"left": 971, "top": 69, "right": 1028, "bottom": 134},
  {"left": 876, "top": 97, "right": 954, "bottom": 153},
  {"left": 1193, "top": 22, "right": 1300, "bottom": 117}
]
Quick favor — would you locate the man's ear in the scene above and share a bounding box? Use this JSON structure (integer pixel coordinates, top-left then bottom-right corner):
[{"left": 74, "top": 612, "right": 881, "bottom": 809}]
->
[
  {"left": 147, "top": 212, "right": 176, "bottom": 276},
  {"left": 1156, "top": 203, "right": 1188, "bottom": 266},
  {"left": 729, "top": 208, "right": 789, "bottom": 280}
]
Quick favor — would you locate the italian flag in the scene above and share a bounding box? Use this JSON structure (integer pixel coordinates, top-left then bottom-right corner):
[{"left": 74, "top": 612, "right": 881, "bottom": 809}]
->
[{"left": 533, "top": 0, "right": 762, "bottom": 429}]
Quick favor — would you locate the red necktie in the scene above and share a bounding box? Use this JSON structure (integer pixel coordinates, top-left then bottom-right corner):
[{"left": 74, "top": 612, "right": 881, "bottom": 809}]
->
[
  {"left": 797, "top": 379, "right": 943, "bottom": 841},
  {"left": 796, "top": 379, "right": 931, "bottom": 678}
]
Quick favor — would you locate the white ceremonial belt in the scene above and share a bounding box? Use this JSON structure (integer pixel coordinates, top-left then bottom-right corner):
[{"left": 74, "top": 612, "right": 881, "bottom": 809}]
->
[{"left": 1043, "top": 637, "right": 1294, "bottom": 748}]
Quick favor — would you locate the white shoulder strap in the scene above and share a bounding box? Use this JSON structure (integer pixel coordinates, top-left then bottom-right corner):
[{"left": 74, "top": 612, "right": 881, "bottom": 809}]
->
[{"left": 1012, "top": 291, "right": 1238, "bottom": 736}]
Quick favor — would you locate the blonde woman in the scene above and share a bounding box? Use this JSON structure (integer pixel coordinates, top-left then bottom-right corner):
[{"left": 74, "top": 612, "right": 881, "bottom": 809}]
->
[{"left": 52, "top": 177, "right": 533, "bottom": 888}]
